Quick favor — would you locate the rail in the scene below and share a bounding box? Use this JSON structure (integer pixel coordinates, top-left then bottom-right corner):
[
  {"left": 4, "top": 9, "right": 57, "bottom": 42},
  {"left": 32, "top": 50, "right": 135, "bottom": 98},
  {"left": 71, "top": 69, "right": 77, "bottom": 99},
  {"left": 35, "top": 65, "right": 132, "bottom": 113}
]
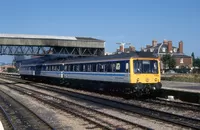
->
[{"left": 0, "top": 105, "right": 15, "bottom": 130}]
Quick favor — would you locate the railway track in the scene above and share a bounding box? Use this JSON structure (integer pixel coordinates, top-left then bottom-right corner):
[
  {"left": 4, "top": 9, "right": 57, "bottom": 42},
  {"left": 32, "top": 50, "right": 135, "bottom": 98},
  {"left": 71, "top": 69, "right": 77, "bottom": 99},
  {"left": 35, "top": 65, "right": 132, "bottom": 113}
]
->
[
  {"left": 145, "top": 97, "right": 200, "bottom": 112},
  {"left": 1, "top": 81, "right": 151, "bottom": 130},
  {"left": 1, "top": 75, "right": 200, "bottom": 129},
  {"left": 0, "top": 105, "right": 15, "bottom": 130},
  {"left": 1, "top": 75, "right": 200, "bottom": 112},
  {"left": 28, "top": 83, "right": 200, "bottom": 129},
  {"left": 0, "top": 89, "right": 54, "bottom": 130}
]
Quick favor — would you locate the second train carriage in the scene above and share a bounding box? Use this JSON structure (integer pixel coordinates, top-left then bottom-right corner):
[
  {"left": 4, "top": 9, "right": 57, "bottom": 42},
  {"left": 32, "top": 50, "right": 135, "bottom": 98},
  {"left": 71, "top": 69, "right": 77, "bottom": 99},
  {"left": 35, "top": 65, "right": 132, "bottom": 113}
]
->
[{"left": 19, "top": 52, "right": 162, "bottom": 95}]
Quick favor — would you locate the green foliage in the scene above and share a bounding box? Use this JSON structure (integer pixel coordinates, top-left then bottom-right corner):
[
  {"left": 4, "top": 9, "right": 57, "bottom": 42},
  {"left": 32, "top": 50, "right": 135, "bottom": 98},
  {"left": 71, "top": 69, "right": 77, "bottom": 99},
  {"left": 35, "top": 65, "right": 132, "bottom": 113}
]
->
[
  {"left": 195, "top": 58, "right": 200, "bottom": 68},
  {"left": 7, "top": 68, "right": 18, "bottom": 73},
  {"left": 169, "top": 57, "right": 176, "bottom": 69},
  {"left": 191, "top": 52, "right": 195, "bottom": 66},
  {"left": 161, "top": 54, "right": 176, "bottom": 69},
  {"left": 191, "top": 52, "right": 200, "bottom": 68},
  {"left": 191, "top": 52, "right": 195, "bottom": 59}
]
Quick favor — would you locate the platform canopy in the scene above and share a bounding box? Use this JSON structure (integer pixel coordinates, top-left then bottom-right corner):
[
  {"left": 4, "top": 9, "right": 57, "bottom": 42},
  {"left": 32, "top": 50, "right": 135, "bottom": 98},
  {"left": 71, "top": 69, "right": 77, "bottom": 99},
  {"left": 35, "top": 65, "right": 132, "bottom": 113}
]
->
[{"left": 0, "top": 34, "right": 105, "bottom": 56}]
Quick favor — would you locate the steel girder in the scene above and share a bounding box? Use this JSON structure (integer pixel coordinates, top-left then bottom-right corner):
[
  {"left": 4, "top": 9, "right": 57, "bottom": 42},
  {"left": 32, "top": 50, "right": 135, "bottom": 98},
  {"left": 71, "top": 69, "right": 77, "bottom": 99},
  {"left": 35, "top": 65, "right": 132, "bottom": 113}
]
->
[{"left": 0, "top": 45, "right": 105, "bottom": 56}]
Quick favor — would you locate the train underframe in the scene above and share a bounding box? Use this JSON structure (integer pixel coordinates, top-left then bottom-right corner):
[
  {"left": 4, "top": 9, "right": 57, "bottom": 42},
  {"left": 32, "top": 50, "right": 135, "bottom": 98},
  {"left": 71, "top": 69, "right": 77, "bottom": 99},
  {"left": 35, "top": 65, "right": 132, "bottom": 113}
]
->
[{"left": 20, "top": 75, "right": 162, "bottom": 97}]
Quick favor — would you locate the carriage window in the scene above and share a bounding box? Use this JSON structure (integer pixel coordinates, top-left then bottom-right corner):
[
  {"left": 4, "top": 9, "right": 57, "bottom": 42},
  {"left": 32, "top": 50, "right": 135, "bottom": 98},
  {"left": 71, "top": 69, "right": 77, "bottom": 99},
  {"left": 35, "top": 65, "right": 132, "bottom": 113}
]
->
[
  {"left": 56, "top": 66, "right": 59, "bottom": 71},
  {"left": 112, "top": 63, "right": 116, "bottom": 72},
  {"left": 106, "top": 63, "right": 112, "bottom": 72},
  {"left": 54, "top": 66, "right": 57, "bottom": 71},
  {"left": 64, "top": 65, "right": 67, "bottom": 71},
  {"left": 83, "top": 65, "right": 86, "bottom": 72},
  {"left": 71, "top": 65, "right": 73, "bottom": 71},
  {"left": 92, "top": 64, "right": 96, "bottom": 72},
  {"left": 99, "top": 64, "right": 105, "bottom": 72},
  {"left": 79, "top": 64, "right": 83, "bottom": 71},
  {"left": 41, "top": 66, "right": 43, "bottom": 71},
  {"left": 76, "top": 65, "right": 80, "bottom": 71},
  {"left": 87, "top": 64, "right": 92, "bottom": 72},
  {"left": 72, "top": 65, "right": 75, "bottom": 71},
  {"left": 67, "top": 65, "right": 71, "bottom": 71},
  {"left": 96, "top": 64, "right": 99, "bottom": 72}
]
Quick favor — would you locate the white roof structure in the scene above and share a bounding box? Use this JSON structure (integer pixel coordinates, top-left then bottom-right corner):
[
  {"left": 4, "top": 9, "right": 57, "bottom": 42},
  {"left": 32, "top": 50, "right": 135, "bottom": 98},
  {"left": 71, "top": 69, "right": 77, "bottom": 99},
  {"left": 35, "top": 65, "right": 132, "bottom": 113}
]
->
[{"left": 0, "top": 33, "right": 77, "bottom": 40}]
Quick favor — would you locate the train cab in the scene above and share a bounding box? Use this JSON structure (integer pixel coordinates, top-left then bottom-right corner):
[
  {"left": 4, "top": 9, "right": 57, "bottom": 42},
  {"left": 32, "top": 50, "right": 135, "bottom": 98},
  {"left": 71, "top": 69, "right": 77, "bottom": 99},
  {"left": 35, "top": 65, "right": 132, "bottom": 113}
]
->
[{"left": 130, "top": 57, "right": 162, "bottom": 92}]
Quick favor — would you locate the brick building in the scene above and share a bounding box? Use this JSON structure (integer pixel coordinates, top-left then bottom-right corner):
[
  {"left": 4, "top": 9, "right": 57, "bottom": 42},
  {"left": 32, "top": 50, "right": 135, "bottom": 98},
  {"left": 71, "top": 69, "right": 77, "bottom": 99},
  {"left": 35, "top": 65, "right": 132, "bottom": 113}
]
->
[
  {"left": 141, "top": 40, "right": 192, "bottom": 69},
  {"left": 116, "top": 44, "right": 136, "bottom": 54}
]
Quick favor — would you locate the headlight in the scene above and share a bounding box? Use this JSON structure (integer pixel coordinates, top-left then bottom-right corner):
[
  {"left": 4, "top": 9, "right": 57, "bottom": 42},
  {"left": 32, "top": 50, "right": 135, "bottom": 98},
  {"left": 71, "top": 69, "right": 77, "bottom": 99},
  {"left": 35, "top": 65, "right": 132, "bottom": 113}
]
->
[
  {"left": 146, "top": 78, "right": 149, "bottom": 82},
  {"left": 137, "top": 78, "right": 140, "bottom": 82}
]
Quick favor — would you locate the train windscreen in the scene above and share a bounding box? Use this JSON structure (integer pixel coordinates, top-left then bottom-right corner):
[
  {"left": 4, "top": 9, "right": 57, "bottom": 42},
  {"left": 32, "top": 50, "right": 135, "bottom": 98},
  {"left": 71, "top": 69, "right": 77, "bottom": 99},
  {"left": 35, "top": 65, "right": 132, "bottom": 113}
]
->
[{"left": 134, "top": 60, "right": 158, "bottom": 74}]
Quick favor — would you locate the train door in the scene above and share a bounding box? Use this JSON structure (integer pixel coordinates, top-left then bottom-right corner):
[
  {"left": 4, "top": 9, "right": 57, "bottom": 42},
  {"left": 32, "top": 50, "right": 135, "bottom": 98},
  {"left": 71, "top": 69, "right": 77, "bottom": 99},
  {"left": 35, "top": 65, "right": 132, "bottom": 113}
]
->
[
  {"left": 125, "top": 60, "right": 130, "bottom": 80},
  {"left": 60, "top": 64, "right": 64, "bottom": 79},
  {"left": 32, "top": 66, "right": 36, "bottom": 76},
  {"left": 35, "top": 65, "right": 42, "bottom": 76}
]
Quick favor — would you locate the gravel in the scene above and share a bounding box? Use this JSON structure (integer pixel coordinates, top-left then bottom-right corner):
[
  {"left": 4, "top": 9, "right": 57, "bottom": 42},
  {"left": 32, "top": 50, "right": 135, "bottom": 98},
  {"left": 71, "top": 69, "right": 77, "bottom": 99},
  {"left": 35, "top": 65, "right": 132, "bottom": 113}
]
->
[
  {"left": 0, "top": 77, "right": 196, "bottom": 130},
  {"left": 0, "top": 84, "right": 100, "bottom": 130},
  {"left": 17, "top": 83, "right": 188, "bottom": 130}
]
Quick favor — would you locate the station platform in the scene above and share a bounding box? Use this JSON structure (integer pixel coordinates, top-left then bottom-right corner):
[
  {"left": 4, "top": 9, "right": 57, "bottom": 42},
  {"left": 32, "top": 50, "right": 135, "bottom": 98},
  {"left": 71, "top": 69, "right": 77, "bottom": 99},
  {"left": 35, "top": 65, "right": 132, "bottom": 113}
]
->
[
  {"left": 161, "top": 81, "right": 200, "bottom": 94},
  {"left": 161, "top": 81, "right": 200, "bottom": 104}
]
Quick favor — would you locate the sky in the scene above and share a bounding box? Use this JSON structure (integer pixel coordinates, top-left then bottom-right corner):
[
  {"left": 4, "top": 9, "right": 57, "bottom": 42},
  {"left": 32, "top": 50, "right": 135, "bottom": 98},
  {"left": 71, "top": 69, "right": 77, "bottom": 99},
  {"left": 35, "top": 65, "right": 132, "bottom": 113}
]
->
[{"left": 0, "top": 0, "right": 199, "bottom": 63}]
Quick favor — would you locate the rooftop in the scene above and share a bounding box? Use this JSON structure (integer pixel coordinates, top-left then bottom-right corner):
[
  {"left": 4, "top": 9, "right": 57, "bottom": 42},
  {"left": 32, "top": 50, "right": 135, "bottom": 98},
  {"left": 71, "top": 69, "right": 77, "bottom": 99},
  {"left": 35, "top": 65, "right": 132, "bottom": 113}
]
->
[
  {"left": 0, "top": 33, "right": 77, "bottom": 40},
  {"left": 0, "top": 33, "right": 105, "bottom": 48},
  {"left": 0, "top": 34, "right": 105, "bottom": 42}
]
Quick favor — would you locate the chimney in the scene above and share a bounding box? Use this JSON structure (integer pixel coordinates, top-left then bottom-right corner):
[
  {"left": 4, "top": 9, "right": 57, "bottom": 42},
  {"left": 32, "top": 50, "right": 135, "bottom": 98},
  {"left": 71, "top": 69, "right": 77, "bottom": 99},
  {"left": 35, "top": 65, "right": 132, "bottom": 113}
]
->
[
  {"left": 178, "top": 41, "right": 183, "bottom": 53},
  {"left": 129, "top": 46, "right": 135, "bottom": 52},
  {"left": 152, "top": 40, "right": 157, "bottom": 47},
  {"left": 163, "top": 39, "right": 168, "bottom": 45},
  {"left": 119, "top": 45, "right": 124, "bottom": 52},
  {"left": 168, "top": 41, "right": 172, "bottom": 53}
]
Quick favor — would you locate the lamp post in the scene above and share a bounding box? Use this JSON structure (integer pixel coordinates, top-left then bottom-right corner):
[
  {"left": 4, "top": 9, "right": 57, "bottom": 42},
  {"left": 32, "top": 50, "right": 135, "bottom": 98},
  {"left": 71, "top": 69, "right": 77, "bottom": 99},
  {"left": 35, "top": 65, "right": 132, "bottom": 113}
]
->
[
  {"left": 157, "top": 42, "right": 164, "bottom": 74},
  {"left": 157, "top": 42, "right": 164, "bottom": 57}
]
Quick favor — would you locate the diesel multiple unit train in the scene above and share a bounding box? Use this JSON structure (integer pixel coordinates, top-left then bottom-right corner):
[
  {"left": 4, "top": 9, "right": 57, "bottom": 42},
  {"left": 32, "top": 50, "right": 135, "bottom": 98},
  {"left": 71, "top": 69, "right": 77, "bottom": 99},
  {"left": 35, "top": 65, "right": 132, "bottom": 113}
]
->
[{"left": 19, "top": 52, "right": 162, "bottom": 95}]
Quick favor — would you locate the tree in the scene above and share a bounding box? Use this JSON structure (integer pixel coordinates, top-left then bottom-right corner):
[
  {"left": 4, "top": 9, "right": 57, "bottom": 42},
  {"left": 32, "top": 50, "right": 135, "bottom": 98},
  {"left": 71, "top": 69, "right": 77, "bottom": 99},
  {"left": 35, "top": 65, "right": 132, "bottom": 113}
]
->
[
  {"left": 7, "top": 68, "right": 18, "bottom": 73},
  {"left": 191, "top": 52, "right": 195, "bottom": 66},
  {"left": 169, "top": 57, "right": 176, "bottom": 69},
  {"left": 161, "top": 54, "right": 176, "bottom": 69},
  {"left": 195, "top": 58, "right": 200, "bottom": 68}
]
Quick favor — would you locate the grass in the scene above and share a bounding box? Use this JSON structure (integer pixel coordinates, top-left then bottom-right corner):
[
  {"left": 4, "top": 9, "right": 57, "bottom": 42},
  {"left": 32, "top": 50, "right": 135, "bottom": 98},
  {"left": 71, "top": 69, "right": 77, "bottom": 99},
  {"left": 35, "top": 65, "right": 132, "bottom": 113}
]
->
[{"left": 162, "top": 74, "right": 200, "bottom": 83}]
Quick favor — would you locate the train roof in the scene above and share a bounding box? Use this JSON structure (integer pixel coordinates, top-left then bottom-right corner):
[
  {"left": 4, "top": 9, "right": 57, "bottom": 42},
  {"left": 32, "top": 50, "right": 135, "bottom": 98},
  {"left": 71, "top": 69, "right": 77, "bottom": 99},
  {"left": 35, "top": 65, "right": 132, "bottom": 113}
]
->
[
  {"left": 20, "top": 52, "right": 158, "bottom": 66},
  {"left": 43, "top": 52, "right": 158, "bottom": 64}
]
